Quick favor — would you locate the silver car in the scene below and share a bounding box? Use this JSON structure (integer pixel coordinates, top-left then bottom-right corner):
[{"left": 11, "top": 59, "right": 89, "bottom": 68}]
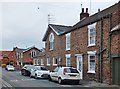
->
[{"left": 48, "top": 66, "right": 80, "bottom": 84}]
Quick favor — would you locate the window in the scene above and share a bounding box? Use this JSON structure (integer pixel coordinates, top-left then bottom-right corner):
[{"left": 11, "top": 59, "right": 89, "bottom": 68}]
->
[
  {"left": 88, "top": 23, "right": 96, "bottom": 46},
  {"left": 49, "top": 33, "right": 54, "bottom": 50},
  {"left": 88, "top": 51, "right": 96, "bottom": 73},
  {"left": 66, "top": 33, "right": 70, "bottom": 50},
  {"left": 41, "top": 59, "right": 44, "bottom": 65},
  {"left": 34, "top": 59, "right": 39, "bottom": 65},
  {"left": 66, "top": 54, "right": 71, "bottom": 67},
  {"left": 31, "top": 50, "right": 36, "bottom": 58},
  {"left": 53, "top": 58, "right": 57, "bottom": 66},
  {"left": 47, "top": 58, "right": 50, "bottom": 66}
]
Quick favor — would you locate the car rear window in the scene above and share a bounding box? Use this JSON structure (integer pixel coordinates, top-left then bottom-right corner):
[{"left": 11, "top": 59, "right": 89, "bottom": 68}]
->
[
  {"left": 41, "top": 67, "right": 48, "bottom": 70},
  {"left": 65, "top": 68, "right": 79, "bottom": 73}
]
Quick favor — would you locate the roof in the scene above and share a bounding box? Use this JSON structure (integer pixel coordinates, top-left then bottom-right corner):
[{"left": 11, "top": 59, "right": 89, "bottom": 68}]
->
[
  {"left": 15, "top": 47, "right": 26, "bottom": 53},
  {"left": 111, "top": 23, "right": 120, "bottom": 32},
  {"left": 42, "top": 2, "right": 120, "bottom": 41},
  {"left": 23, "top": 46, "right": 40, "bottom": 53},
  {"left": 42, "top": 24, "right": 72, "bottom": 41},
  {"left": 67, "top": 2, "right": 120, "bottom": 33}
]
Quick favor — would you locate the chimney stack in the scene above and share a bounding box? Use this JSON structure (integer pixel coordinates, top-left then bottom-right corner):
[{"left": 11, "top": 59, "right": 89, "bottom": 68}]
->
[{"left": 80, "top": 8, "right": 89, "bottom": 20}]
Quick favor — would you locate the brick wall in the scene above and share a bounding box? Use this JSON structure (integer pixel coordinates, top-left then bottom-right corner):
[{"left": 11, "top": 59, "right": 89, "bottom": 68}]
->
[
  {"left": 23, "top": 48, "right": 40, "bottom": 64},
  {"left": 44, "top": 2, "right": 120, "bottom": 84}
]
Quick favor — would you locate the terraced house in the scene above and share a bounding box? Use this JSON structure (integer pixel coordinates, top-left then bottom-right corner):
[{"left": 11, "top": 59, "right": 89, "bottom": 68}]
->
[{"left": 42, "top": 2, "right": 120, "bottom": 85}]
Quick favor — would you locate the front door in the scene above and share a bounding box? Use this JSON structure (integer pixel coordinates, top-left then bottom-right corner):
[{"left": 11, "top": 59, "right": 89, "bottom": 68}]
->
[{"left": 76, "top": 54, "right": 83, "bottom": 79}]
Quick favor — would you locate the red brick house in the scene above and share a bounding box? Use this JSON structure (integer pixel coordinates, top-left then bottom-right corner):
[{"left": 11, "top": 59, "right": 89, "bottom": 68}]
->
[
  {"left": 42, "top": 2, "right": 120, "bottom": 85},
  {"left": 14, "top": 46, "right": 40, "bottom": 67},
  {"left": 0, "top": 50, "right": 16, "bottom": 67},
  {"left": 33, "top": 48, "right": 45, "bottom": 66}
]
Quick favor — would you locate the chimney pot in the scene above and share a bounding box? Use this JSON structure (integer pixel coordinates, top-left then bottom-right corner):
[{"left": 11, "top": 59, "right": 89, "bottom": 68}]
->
[
  {"left": 82, "top": 8, "right": 84, "bottom": 13},
  {"left": 80, "top": 8, "right": 89, "bottom": 20},
  {"left": 86, "top": 8, "right": 88, "bottom": 13}
]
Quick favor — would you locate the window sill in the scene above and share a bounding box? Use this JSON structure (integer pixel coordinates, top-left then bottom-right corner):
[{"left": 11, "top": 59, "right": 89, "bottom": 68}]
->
[
  {"left": 41, "top": 64, "right": 44, "bottom": 66},
  {"left": 88, "top": 44, "right": 95, "bottom": 47},
  {"left": 49, "top": 49, "right": 53, "bottom": 51},
  {"left": 53, "top": 64, "right": 57, "bottom": 66},
  {"left": 87, "top": 71, "right": 95, "bottom": 74},
  {"left": 66, "top": 49, "right": 70, "bottom": 51},
  {"left": 47, "top": 64, "right": 50, "bottom": 66}
]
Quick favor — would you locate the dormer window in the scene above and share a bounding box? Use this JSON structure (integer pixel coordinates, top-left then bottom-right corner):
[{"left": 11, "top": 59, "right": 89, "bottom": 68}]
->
[
  {"left": 88, "top": 23, "right": 96, "bottom": 47},
  {"left": 49, "top": 33, "right": 54, "bottom": 50}
]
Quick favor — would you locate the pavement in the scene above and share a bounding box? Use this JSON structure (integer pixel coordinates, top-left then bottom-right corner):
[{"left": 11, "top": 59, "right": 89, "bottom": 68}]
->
[{"left": 80, "top": 80, "right": 120, "bottom": 88}]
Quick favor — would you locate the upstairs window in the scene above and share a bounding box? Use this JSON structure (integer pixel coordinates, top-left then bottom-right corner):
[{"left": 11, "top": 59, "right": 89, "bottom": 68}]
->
[
  {"left": 66, "top": 33, "right": 70, "bottom": 50},
  {"left": 88, "top": 23, "right": 96, "bottom": 46},
  {"left": 49, "top": 33, "right": 54, "bottom": 50},
  {"left": 31, "top": 50, "right": 36, "bottom": 58}
]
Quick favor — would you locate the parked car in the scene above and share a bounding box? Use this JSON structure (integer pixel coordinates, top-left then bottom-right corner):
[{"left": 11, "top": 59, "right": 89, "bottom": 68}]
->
[
  {"left": 5, "top": 65, "right": 15, "bottom": 71},
  {"left": 21, "top": 65, "right": 35, "bottom": 76},
  {"left": 30, "top": 66, "right": 50, "bottom": 79},
  {"left": 48, "top": 66, "right": 80, "bottom": 84}
]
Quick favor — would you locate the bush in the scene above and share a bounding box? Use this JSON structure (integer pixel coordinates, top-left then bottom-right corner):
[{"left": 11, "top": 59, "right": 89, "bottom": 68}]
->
[{"left": 2, "top": 64, "right": 6, "bottom": 68}]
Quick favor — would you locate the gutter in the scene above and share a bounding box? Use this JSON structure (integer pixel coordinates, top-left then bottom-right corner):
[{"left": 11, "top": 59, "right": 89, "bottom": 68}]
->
[
  {"left": 108, "top": 13, "right": 112, "bottom": 84},
  {"left": 99, "top": 17, "right": 103, "bottom": 83}
]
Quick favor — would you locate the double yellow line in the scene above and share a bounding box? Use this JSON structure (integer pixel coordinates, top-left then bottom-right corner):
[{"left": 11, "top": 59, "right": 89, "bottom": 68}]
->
[{"left": 1, "top": 78, "right": 14, "bottom": 89}]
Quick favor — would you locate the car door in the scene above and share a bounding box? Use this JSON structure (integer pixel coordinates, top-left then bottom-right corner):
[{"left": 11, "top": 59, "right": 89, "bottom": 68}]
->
[{"left": 50, "top": 67, "right": 60, "bottom": 81}]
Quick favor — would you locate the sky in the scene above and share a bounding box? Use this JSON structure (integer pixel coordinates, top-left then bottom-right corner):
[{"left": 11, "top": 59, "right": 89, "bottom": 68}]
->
[{"left": 0, "top": 0, "right": 119, "bottom": 50}]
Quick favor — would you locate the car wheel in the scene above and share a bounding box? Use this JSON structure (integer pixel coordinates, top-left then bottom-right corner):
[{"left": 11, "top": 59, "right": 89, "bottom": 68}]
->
[
  {"left": 48, "top": 75, "right": 52, "bottom": 81},
  {"left": 58, "top": 77, "right": 63, "bottom": 84},
  {"left": 74, "top": 80, "right": 79, "bottom": 85},
  {"left": 30, "top": 74, "right": 32, "bottom": 78},
  {"left": 35, "top": 74, "right": 38, "bottom": 79},
  {"left": 21, "top": 72, "right": 24, "bottom": 75}
]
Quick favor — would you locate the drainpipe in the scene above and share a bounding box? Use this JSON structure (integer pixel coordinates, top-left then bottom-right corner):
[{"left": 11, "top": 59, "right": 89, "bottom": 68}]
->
[
  {"left": 99, "top": 17, "right": 103, "bottom": 83},
  {"left": 108, "top": 13, "right": 112, "bottom": 84}
]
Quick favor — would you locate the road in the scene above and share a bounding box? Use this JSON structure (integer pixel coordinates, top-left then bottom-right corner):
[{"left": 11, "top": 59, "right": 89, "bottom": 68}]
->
[
  {"left": 2, "top": 68, "right": 84, "bottom": 88},
  {"left": 2, "top": 68, "right": 119, "bottom": 89}
]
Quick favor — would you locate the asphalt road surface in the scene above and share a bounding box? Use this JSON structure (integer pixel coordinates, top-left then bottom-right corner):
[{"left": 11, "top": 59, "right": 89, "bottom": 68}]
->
[{"left": 2, "top": 68, "right": 83, "bottom": 88}]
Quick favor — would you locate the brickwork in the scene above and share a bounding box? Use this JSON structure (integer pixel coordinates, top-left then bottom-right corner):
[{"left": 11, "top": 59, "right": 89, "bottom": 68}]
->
[
  {"left": 44, "top": 2, "right": 120, "bottom": 84},
  {"left": 23, "top": 48, "right": 40, "bottom": 64}
]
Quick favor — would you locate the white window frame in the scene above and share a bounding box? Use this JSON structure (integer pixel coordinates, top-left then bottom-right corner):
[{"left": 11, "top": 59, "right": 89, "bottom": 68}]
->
[
  {"left": 88, "top": 23, "right": 96, "bottom": 47},
  {"left": 66, "top": 33, "right": 70, "bottom": 50},
  {"left": 41, "top": 59, "right": 44, "bottom": 65},
  {"left": 34, "top": 59, "right": 39, "bottom": 65},
  {"left": 31, "top": 50, "right": 36, "bottom": 58},
  {"left": 47, "top": 58, "right": 50, "bottom": 66},
  {"left": 87, "top": 51, "right": 96, "bottom": 74},
  {"left": 49, "top": 33, "right": 54, "bottom": 50},
  {"left": 53, "top": 58, "right": 57, "bottom": 66},
  {"left": 66, "top": 54, "right": 71, "bottom": 67}
]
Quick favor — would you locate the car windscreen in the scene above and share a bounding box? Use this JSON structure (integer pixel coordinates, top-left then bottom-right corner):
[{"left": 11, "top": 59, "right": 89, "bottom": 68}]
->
[
  {"left": 7, "top": 65, "right": 14, "bottom": 68},
  {"left": 35, "top": 67, "right": 48, "bottom": 71},
  {"left": 66, "top": 68, "right": 79, "bottom": 73}
]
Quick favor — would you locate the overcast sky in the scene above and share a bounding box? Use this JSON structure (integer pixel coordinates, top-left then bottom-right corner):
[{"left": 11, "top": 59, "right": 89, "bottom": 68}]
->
[{"left": 0, "top": 0, "right": 119, "bottom": 50}]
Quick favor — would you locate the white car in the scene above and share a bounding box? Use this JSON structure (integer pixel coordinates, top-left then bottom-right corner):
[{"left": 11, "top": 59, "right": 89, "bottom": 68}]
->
[
  {"left": 30, "top": 66, "right": 49, "bottom": 79},
  {"left": 5, "top": 65, "right": 15, "bottom": 71},
  {"left": 48, "top": 66, "right": 80, "bottom": 84}
]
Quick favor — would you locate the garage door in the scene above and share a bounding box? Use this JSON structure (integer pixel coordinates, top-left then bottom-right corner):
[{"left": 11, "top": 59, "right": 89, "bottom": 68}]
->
[{"left": 112, "top": 57, "right": 120, "bottom": 85}]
